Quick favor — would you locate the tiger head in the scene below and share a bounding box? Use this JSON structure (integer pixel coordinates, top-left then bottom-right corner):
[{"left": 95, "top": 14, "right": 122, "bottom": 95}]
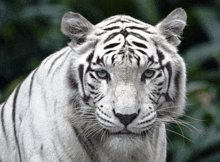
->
[{"left": 61, "top": 8, "right": 186, "bottom": 149}]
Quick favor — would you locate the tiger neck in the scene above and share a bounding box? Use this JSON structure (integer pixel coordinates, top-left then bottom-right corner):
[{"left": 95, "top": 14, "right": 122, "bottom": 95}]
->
[
  {"left": 73, "top": 122, "right": 166, "bottom": 162},
  {"left": 73, "top": 125, "right": 100, "bottom": 162}
]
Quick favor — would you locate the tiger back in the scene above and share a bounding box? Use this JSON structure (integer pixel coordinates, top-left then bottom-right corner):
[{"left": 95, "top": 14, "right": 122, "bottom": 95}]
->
[{"left": 0, "top": 8, "right": 187, "bottom": 162}]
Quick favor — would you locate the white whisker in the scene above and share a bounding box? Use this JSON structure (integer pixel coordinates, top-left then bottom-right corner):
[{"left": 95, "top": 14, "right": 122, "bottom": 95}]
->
[{"left": 166, "top": 128, "right": 194, "bottom": 143}]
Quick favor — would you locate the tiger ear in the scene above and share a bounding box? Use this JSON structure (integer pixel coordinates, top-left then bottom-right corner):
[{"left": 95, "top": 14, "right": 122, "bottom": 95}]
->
[
  {"left": 156, "top": 8, "right": 187, "bottom": 46},
  {"left": 61, "top": 12, "right": 94, "bottom": 45}
]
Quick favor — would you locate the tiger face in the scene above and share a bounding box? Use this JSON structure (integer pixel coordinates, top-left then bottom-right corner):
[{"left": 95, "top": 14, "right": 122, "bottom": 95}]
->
[
  {"left": 61, "top": 8, "right": 186, "bottom": 150},
  {"left": 84, "top": 33, "right": 165, "bottom": 135}
]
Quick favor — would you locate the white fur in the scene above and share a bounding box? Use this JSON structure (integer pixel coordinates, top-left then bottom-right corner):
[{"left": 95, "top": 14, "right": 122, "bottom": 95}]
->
[{"left": 0, "top": 8, "right": 187, "bottom": 162}]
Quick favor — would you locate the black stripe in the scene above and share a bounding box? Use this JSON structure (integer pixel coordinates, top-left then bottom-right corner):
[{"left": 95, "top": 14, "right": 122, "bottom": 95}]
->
[
  {"left": 94, "top": 95, "right": 104, "bottom": 103},
  {"left": 89, "top": 73, "right": 100, "bottom": 82},
  {"left": 51, "top": 50, "right": 72, "bottom": 80},
  {"left": 47, "top": 53, "right": 66, "bottom": 75},
  {"left": 156, "top": 73, "right": 162, "bottom": 78},
  {"left": 132, "top": 41, "right": 148, "bottom": 49},
  {"left": 29, "top": 68, "right": 39, "bottom": 98},
  {"left": 157, "top": 49, "right": 164, "bottom": 66},
  {"left": 1, "top": 102, "right": 7, "bottom": 141},
  {"left": 157, "top": 49, "right": 173, "bottom": 102},
  {"left": 137, "top": 49, "right": 148, "bottom": 56},
  {"left": 133, "top": 54, "right": 141, "bottom": 67},
  {"left": 128, "top": 48, "right": 134, "bottom": 54},
  {"left": 86, "top": 51, "right": 94, "bottom": 62},
  {"left": 103, "top": 19, "right": 121, "bottom": 28},
  {"left": 127, "top": 26, "right": 147, "bottom": 31},
  {"left": 104, "top": 50, "right": 116, "bottom": 55},
  {"left": 165, "top": 62, "right": 172, "bottom": 94},
  {"left": 104, "top": 32, "right": 119, "bottom": 43},
  {"left": 104, "top": 43, "right": 120, "bottom": 50},
  {"left": 68, "top": 55, "right": 78, "bottom": 90},
  {"left": 148, "top": 56, "right": 155, "bottom": 66},
  {"left": 128, "top": 26, "right": 157, "bottom": 35},
  {"left": 159, "top": 65, "right": 173, "bottom": 102},
  {"left": 174, "top": 67, "right": 181, "bottom": 98},
  {"left": 78, "top": 65, "right": 85, "bottom": 95},
  {"left": 85, "top": 51, "right": 95, "bottom": 73},
  {"left": 130, "top": 32, "right": 147, "bottom": 41},
  {"left": 78, "top": 65, "right": 90, "bottom": 102},
  {"left": 96, "top": 112, "right": 113, "bottom": 124},
  {"left": 95, "top": 31, "right": 106, "bottom": 36},
  {"left": 96, "top": 56, "right": 105, "bottom": 67},
  {"left": 152, "top": 91, "right": 160, "bottom": 96},
  {"left": 156, "top": 81, "right": 164, "bottom": 86},
  {"left": 94, "top": 93, "right": 101, "bottom": 100},
  {"left": 88, "top": 83, "right": 95, "bottom": 90},
  {"left": 90, "top": 91, "right": 99, "bottom": 95},
  {"left": 12, "top": 82, "right": 23, "bottom": 162},
  {"left": 103, "top": 26, "right": 120, "bottom": 31},
  {"left": 162, "top": 93, "right": 172, "bottom": 102},
  {"left": 73, "top": 126, "right": 99, "bottom": 162},
  {"left": 138, "top": 115, "right": 156, "bottom": 125},
  {"left": 149, "top": 96, "right": 157, "bottom": 104},
  {"left": 111, "top": 54, "right": 116, "bottom": 64},
  {"left": 145, "top": 30, "right": 157, "bottom": 35},
  {"left": 42, "top": 54, "right": 55, "bottom": 66},
  {"left": 68, "top": 73, "right": 78, "bottom": 90},
  {"left": 150, "top": 92, "right": 156, "bottom": 98}
]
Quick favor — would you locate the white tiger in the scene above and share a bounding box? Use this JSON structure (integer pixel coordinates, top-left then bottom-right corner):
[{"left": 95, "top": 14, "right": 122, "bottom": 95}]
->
[{"left": 0, "top": 8, "right": 187, "bottom": 162}]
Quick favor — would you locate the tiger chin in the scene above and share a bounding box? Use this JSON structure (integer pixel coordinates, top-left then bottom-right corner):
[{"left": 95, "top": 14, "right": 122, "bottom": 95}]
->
[{"left": 0, "top": 8, "right": 187, "bottom": 162}]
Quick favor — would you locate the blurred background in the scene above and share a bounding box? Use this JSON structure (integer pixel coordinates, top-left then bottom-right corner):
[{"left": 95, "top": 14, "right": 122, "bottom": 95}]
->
[{"left": 0, "top": 0, "right": 220, "bottom": 161}]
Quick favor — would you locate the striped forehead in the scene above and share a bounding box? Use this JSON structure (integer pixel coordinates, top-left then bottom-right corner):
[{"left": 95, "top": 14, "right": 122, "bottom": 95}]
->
[{"left": 93, "top": 15, "right": 160, "bottom": 68}]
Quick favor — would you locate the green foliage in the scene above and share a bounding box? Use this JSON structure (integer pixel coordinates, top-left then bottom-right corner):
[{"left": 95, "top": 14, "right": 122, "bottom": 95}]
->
[{"left": 0, "top": 0, "right": 220, "bottom": 161}]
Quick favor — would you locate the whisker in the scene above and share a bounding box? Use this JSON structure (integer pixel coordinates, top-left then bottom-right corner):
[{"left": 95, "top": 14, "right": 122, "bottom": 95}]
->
[
  {"left": 173, "top": 119, "right": 187, "bottom": 146},
  {"left": 79, "top": 122, "right": 101, "bottom": 138},
  {"left": 166, "top": 128, "right": 194, "bottom": 143},
  {"left": 166, "top": 135, "right": 174, "bottom": 149},
  {"left": 157, "top": 108, "right": 203, "bottom": 122},
  {"left": 175, "top": 119, "right": 202, "bottom": 134},
  {"left": 157, "top": 103, "right": 193, "bottom": 112},
  {"left": 85, "top": 124, "right": 101, "bottom": 138},
  {"left": 100, "top": 129, "right": 108, "bottom": 142},
  {"left": 158, "top": 116, "right": 201, "bottom": 134}
]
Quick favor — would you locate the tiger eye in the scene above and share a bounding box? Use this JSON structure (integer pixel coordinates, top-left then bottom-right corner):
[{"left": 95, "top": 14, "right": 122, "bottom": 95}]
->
[
  {"left": 143, "top": 69, "right": 155, "bottom": 78},
  {"left": 96, "top": 70, "right": 108, "bottom": 79}
]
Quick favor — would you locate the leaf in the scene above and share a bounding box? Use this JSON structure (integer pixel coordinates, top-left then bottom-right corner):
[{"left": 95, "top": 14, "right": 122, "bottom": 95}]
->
[
  {"left": 184, "top": 42, "right": 220, "bottom": 74},
  {"left": 133, "top": 0, "right": 160, "bottom": 24}
]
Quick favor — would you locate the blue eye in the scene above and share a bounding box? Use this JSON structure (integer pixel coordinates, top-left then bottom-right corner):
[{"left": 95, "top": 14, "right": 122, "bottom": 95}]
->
[
  {"left": 143, "top": 69, "right": 155, "bottom": 78},
  {"left": 96, "top": 70, "right": 108, "bottom": 79}
]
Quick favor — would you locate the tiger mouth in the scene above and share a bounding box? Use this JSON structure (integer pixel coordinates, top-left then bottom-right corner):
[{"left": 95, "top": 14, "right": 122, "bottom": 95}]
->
[{"left": 106, "top": 129, "right": 147, "bottom": 137}]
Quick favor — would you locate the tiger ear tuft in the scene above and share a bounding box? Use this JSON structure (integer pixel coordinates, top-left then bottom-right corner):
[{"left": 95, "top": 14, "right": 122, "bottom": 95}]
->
[
  {"left": 156, "top": 8, "right": 187, "bottom": 46},
  {"left": 61, "top": 12, "right": 94, "bottom": 45}
]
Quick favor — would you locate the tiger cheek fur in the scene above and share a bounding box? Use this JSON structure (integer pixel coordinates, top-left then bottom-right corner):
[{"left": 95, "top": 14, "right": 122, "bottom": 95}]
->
[{"left": 0, "top": 8, "right": 186, "bottom": 162}]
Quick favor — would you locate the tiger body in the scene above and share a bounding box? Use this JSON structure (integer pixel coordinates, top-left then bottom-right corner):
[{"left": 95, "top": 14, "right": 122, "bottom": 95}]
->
[{"left": 0, "top": 8, "right": 187, "bottom": 162}]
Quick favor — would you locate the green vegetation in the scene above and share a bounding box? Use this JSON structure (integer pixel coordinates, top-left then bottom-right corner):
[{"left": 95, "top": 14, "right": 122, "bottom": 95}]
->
[{"left": 0, "top": 0, "right": 220, "bottom": 161}]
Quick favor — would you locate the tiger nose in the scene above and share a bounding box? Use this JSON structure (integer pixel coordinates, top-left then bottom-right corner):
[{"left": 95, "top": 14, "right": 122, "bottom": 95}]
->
[{"left": 113, "top": 110, "right": 138, "bottom": 126}]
